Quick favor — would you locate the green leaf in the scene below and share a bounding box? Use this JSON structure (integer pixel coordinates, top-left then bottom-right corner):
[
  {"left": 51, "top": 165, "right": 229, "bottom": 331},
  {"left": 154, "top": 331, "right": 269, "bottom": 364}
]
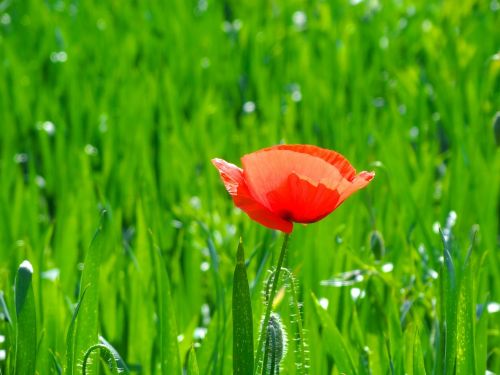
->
[
  {"left": 442, "top": 238, "right": 458, "bottom": 375},
  {"left": 412, "top": 329, "right": 426, "bottom": 375},
  {"left": 455, "top": 248, "right": 475, "bottom": 374},
  {"left": 152, "top": 242, "right": 181, "bottom": 375},
  {"left": 14, "top": 260, "right": 37, "bottom": 375},
  {"left": 232, "top": 239, "right": 254, "bottom": 375},
  {"left": 71, "top": 210, "right": 110, "bottom": 375},
  {"left": 311, "top": 293, "right": 357, "bottom": 375},
  {"left": 99, "top": 335, "right": 130, "bottom": 374},
  {"left": 65, "top": 286, "right": 88, "bottom": 373},
  {"left": 187, "top": 346, "right": 200, "bottom": 375},
  {"left": 82, "top": 344, "right": 121, "bottom": 375}
]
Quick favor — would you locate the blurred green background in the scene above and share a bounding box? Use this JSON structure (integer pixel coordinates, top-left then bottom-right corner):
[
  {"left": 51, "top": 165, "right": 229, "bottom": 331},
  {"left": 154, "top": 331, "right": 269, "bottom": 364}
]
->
[{"left": 0, "top": 0, "right": 499, "bottom": 373}]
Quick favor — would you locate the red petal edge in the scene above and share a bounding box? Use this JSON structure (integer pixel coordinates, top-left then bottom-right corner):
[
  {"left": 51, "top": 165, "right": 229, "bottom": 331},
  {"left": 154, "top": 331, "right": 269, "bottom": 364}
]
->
[
  {"left": 261, "top": 144, "right": 358, "bottom": 181},
  {"left": 211, "top": 158, "right": 293, "bottom": 233}
]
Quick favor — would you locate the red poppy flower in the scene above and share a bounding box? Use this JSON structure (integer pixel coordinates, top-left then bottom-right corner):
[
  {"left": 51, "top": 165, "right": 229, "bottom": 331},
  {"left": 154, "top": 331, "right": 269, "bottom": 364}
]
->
[{"left": 212, "top": 144, "right": 374, "bottom": 233}]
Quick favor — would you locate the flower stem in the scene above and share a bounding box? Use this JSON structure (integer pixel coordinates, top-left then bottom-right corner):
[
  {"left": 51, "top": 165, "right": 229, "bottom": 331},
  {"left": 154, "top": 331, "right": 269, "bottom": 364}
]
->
[{"left": 254, "top": 233, "right": 290, "bottom": 374}]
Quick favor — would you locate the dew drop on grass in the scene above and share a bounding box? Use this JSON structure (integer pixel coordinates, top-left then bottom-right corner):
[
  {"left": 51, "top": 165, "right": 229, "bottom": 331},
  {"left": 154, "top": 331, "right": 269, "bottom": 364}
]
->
[
  {"left": 96, "top": 18, "right": 106, "bottom": 30},
  {"left": 200, "top": 57, "right": 210, "bottom": 69},
  {"left": 193, "top": 327, "right": 207, "bottom": 340},
  {"left": 84, "top": 144, "right": 98, "bottom": 156},
  {"left": 14, "top": 153, "right": 28, "bottom": 164},
  {"left": 292, "top": 11, "right": 307, "bottom": 30},
  {"left": 350, "top": 288, "right": 365, "bottom": 300},
  {"left": 200, "top": 261, "right": 210, "bottom": 272},
  {"left": 422, "top": 20, "right": 432, "bottom": 32},
  {"left": 1, "top": 13, "right": 11, "bottom": 25},
  {"left": 98, "top": 113, "right": 108, "bottom": 133},
  {"left": 42, "top": 268, "right": 60, "bottom": 281},
  {"left": 50, "top": 51, "right": 67, "bottom": 63},
  {"left": 190, "top": 196, "right": 201, "bottom": 209},
  {"left": 318, "top": 298, "right": 329, "bottom": 310},
  {"left": 0, "top": 350, "right": 5, "bottom": 361},
  {"left": 196, "top": 0, "right": 208, "bottom": 13},
  {"left": 427, "top": 269, "right": 439, "bottom": 280},
  {"left": 0, "top": 335, "right": 5, "bottom": 343},
  {"left": 372, "top": 97, "right": 385, "bottom": 108},
  {"left": 35, "top": 176, "right": 46, "bottom": 188},
  {"left": 291, "top": 89, "right": 302, "bottom": 102},
  {"left": 242, "top": 101, "right": 256, "bottom": 114},
  {"left": 487, "top": 302, "right": 500, "bottom": 313},
  {"left": 381, "top": 263, "right": 393, "bottom": 273},
  {"left": 201, "top": 303, "right": 210, "bottom": 325},
  {"left": 409, "top": 126, "right": 419, "bottom": 140},
  {"left": 398, "top": 17, "right": 408, "bottom": 30},
  {"left": 37, "top": 120, "right": 56, "bottom": 135},
  {"left": 379, "top": 36, "right": 389, "bottom": 49},
  {"left": 432, "top": 222, "right": 440, "bottom": 234},
  {"left": 171, "top": 219, "right": 183, "bottom": 229}
]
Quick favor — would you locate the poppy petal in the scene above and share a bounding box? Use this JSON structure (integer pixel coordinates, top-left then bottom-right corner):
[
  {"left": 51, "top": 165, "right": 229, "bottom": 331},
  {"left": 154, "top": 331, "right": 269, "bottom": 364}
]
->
[
  {"left": 212, "top": 158, "right": 293, "bottom": 233},
  {"left": 262, "top": 144, "right": 358, "bottom": 180},
  {"left": 242, "top": 149, "right": 349, "bottom": 209},
  {"left": 267, "top": 173, "right": 341, "bottom": 223},
  {"left": 337, "top": 171, "right": 375, "bottom": 205}
]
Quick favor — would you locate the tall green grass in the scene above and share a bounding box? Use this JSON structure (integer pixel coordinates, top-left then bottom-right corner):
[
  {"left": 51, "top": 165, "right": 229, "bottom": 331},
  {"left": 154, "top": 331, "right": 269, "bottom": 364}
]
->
[{"left": 0, "top": 0, "right": 499, "bottom": 373}]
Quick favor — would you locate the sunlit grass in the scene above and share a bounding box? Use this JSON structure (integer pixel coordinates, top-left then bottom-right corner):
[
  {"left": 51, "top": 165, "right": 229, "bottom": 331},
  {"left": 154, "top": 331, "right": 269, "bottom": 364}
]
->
[{"left": 0, "top": 0, "right": 499, "bottom": 373}]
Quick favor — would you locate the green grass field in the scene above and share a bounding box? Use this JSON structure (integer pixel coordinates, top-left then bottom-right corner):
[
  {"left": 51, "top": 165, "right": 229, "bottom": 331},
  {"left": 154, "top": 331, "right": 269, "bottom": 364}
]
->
[{"left": 1, "top": 0, "right": 499, "bottom": 373}]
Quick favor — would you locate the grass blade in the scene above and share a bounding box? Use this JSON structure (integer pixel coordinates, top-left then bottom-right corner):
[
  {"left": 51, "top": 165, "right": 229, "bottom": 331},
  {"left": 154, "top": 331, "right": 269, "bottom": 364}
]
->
[
  {"left": 187, "top": 346, "right": 200, "bottom": 375},
  {"left": 72, "top": 210, "right": 110, "bottom": 374},
  {"left": 152, "top": 242, "right": 181, "bottom": 375},
  {"left": 311, "top": 293, "right": 357, "bottom": 375},
  {"left": 14, "top": 260, "right": 37, "bottom": 375},
  {"left": 66, "top": 286, "right": 88, "bottom": 373},
  {"left": 233, "top": 239, "right": 254, "bottom": 375},
  {"left": 455, "top": 244, "right": 476, "bottom": 374}
]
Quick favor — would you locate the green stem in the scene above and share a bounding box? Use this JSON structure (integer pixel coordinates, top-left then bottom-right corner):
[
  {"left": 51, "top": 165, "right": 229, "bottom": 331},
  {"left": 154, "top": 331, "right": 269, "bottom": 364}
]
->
[{"left": 254, "top": 233, "right": 290, "bottom": 374}]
